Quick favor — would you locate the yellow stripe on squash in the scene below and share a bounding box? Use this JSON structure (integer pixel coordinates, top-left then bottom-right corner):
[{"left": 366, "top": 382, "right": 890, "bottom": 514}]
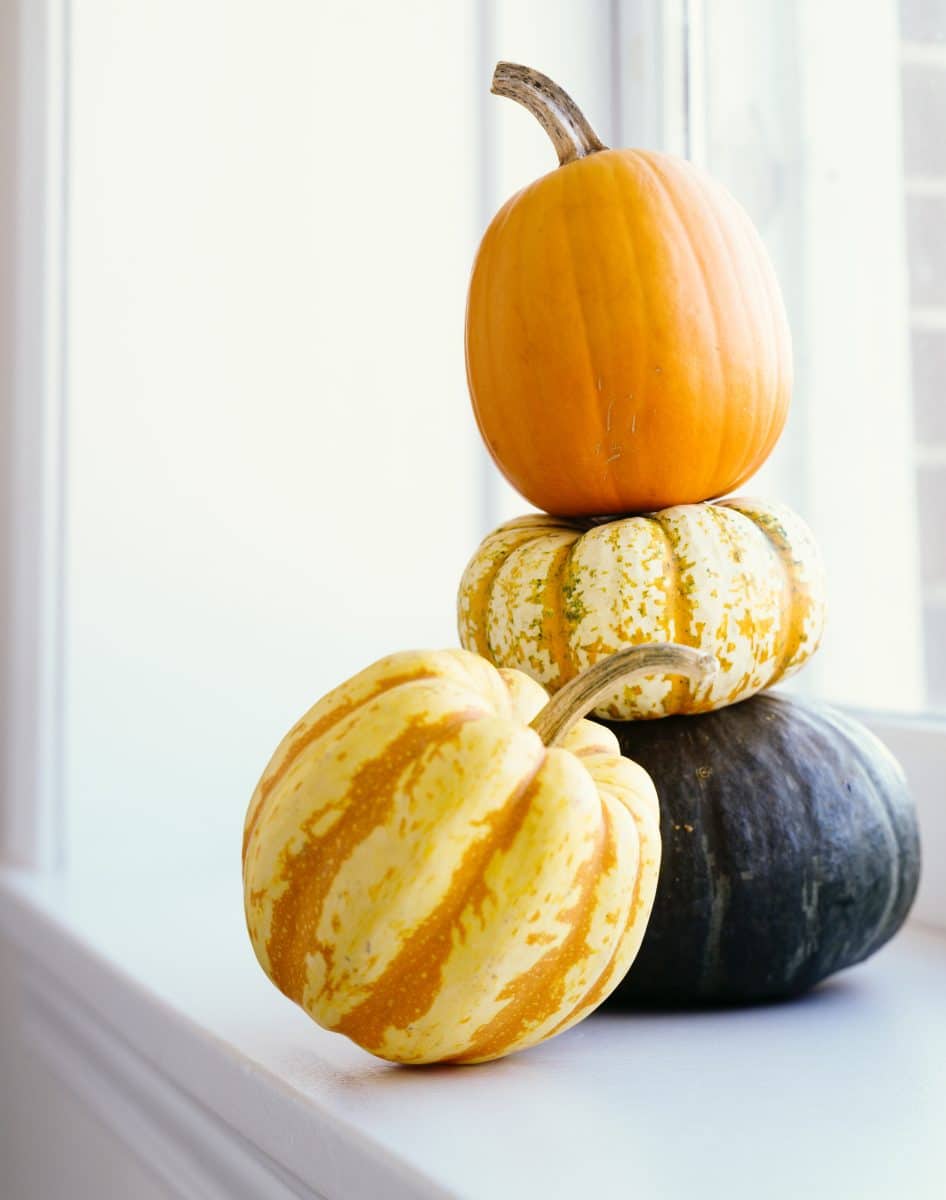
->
[
  {"left": 457, "top": 498, "right": 825, "bottom": 720},
  {"left": 242, "top": 648, "right": 691, "bottom": 1065}
]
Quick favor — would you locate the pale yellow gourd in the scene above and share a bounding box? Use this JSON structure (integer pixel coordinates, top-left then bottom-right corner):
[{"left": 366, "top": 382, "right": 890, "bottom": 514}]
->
[
  {"left": 243, "top": 644, "right": 713, "bottom": 1065},
  {"left": 458, "top": 498, "right": 825, "bottom": 720}
]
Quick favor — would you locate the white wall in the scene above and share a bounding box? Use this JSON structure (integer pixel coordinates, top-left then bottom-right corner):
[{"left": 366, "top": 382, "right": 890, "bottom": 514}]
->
[{"left": 63, "top": 1, "right": 483, "bottom": 875}]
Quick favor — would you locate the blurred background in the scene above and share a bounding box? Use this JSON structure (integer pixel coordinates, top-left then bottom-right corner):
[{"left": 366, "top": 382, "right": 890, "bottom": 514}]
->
[{"left": 1, "top": 0, "right": 944, "bottom": 879}]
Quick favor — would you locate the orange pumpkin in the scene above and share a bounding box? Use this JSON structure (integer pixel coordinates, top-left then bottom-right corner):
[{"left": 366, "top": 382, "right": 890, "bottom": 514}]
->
[{"left": 465, "top": 63, "right": 792, "bottom": 517}]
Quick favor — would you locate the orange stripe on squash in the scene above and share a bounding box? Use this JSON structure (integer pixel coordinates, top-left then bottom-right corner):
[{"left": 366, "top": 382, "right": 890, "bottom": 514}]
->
[
  {"left": 265, "top": 711, "right": 479, "bottom": 1005},
  {"left": 331, "top": 768, "right": 542, "bottom": 1056}
]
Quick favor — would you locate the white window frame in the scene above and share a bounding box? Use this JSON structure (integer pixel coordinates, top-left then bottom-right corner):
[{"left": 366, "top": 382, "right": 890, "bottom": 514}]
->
[{"left": 1, "top": 0, "right": 67, "bottom": 872}]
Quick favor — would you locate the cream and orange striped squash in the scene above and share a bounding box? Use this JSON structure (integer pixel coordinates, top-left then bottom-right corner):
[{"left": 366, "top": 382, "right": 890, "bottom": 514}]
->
[
  {"left": 242, "top": 645, "right": 713, "bottom": 1065},
  {"left": 458, "top": 498, "right": 825, "bottom": 720}
]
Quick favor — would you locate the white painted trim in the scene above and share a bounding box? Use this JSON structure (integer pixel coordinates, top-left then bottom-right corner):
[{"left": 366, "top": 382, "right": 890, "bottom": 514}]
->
[
  {"left": 472, "top": 0, "right": 502, "bottom": 536},
  {"left": 611, "top": 0, "right": 691, "bottom": 154},
  {"left": 904, "top": 177, "right": 946, "bottom": 196},
  {"left": 21, "top": 957, "right": 325, "bottom": 1200},
  {"left": 0, "top": 0, "right": 16, "bottom": 840},
  {"left": 0, "top": 871, "right": 449, "bottom": 1200},
  {"left": 915, "top": 444, "right": 946, "bottom": 467},
  {"left": 1, "top": 0, "right": 68, "bottom": 870},
  {"left": 901, "top": 40, "right": 946, "bottom": 67},
  {"left": 911, "top": 307, "right": 946, "bottom": 329},
  {"left": 682, "top": 0, "right": 706, "bottom": 164}
]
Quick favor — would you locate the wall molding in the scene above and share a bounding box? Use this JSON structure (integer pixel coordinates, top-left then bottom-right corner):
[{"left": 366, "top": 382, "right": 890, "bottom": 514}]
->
[
  {"left": 1, "top": 0, "right": 68, "bottom": 869},
  {"left": 21, "top": 956, "right": 321, "bottom": 1200},
  {"left": 0, "top": 871, "right": 446, "bottom": 1200}
]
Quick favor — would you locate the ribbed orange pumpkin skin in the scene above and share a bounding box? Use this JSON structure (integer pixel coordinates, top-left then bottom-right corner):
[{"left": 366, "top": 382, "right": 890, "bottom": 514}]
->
[{"left": 465, "top": 149, "right": 792, "bottom": 517}]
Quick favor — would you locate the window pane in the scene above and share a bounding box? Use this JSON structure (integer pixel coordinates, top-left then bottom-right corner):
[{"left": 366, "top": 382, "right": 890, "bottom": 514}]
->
[{"left": 696, "top": 0, "right": 946, "bottom": 713}]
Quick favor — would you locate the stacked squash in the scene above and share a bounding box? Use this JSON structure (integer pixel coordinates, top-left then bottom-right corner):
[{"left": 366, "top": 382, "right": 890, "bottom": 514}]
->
[
  {"left": 457, "top": 63, "right": 918, "bottom": 1005},
  {"left": 243, "top": 63, "right": 919, "bottom": 1066}
]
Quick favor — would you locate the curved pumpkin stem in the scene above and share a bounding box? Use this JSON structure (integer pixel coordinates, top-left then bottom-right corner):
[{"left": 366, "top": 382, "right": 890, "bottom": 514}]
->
[
  {"left": 531, "top": 645, "right": 717, "bottom": 747},
  {"left": 491, "top": 62, "right": 607, "bottom": 166}
]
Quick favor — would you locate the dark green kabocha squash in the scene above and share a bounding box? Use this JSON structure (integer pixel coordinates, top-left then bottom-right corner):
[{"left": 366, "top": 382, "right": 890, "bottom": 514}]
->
[{"left": 598, "top": 691, "right": 920, "bottom": 1005}]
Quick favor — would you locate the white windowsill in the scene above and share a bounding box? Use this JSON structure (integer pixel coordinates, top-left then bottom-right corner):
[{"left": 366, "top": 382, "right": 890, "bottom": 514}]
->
[{"left": 1, "top": 866, "right": 945, "bottom": 1200}]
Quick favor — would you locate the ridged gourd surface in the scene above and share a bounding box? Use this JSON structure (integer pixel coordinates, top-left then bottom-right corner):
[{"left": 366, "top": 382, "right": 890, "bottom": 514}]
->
[
  {"left": 458, "top": 498, "right": 825, "bottom": 720},
  {"left": 597, "top": 692, "right": 921, "bottom": 1004},
  {"left": 243, "top": 649, "right": 660, "bottom": 1064}
]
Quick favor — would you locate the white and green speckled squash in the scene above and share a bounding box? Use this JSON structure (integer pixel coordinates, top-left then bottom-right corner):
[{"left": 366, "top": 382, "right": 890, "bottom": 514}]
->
[{"left": 458, "top": 498, "right": 825, "bottom": 720}]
